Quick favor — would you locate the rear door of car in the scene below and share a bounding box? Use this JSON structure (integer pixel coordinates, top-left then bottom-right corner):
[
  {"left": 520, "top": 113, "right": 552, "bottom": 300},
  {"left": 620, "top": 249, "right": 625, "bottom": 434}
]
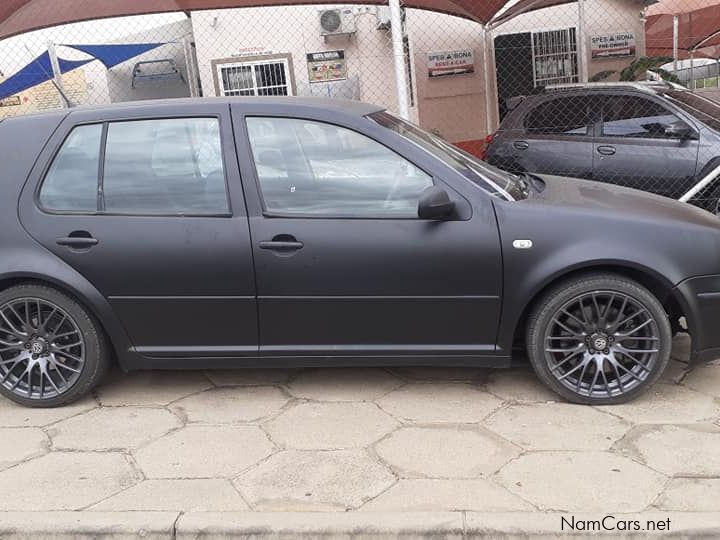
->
[
  {"left": 19, "top": 102, "right": 258, "bottom": 360},
  {"left": 592, "top": 92, "right": 700, "bottom": 197},
  {"left": 506, "top": 93, "right": 595, "bottom": 179},
  {"left": 231, "top": 105, "right": 504, "bottom": 360}
]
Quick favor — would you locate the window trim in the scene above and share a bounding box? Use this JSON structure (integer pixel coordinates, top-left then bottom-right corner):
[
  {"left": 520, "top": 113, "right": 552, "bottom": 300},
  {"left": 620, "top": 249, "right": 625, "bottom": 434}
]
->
[
  {"left": 212, "top": 54, "right": 296, "bottom": 97},
  {"left": 36, "top": 115, "right": 234, "bottom": 218},
  {"left": 244, "top": 115, "right": 437, "bottom": 220},
  {"left": 598, "top": 94, "right": 685, "bottom": 140},
  {"left": 524, "top": 95, "right": 593, "bottom": 137}
]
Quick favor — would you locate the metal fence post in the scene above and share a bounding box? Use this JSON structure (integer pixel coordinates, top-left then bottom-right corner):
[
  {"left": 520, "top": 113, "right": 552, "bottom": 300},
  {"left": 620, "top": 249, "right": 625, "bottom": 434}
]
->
[{"left": 389, "top": 0, "right": 410, "bottom": 119}]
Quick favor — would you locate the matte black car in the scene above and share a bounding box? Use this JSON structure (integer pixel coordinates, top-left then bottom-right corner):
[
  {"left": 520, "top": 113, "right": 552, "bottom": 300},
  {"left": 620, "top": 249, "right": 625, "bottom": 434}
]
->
[
  {"left": 1, "top": 97, "right": 719, "bottom": 408},
  {"left": 485, "top": 82, "right": 720, "bottom": 211}
]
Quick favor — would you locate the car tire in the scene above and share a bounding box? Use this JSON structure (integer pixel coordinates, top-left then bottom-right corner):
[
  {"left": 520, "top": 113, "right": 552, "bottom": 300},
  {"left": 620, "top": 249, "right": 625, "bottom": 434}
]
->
[
  {"left": 0, "top": 284, "right": 109, "bottom": 407},
  {"left": 526, "top": 273, "right": 672, "bottom": 405}
]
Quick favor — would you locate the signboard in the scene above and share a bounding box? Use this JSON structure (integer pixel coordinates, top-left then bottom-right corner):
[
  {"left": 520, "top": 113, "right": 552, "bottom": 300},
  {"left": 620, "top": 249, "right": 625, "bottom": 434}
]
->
[
  {"left": 231, "top": 47, "right": 274, "bottom": 58},
  {"left": 0, "top": 96, "right": 20, "bottom": 108},
  {"left": 427, "top": 49, "right": 475, "bottom": 78},
  {"left": 307, "top": 50, "right": 347, "bottom": 83},
  {"left": 590, "top": 32, "right": 636, "bottom": 59}
]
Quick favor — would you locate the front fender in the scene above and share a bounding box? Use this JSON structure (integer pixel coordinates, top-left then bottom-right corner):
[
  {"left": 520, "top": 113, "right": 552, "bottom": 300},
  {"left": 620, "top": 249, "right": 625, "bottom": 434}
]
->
[{"left": 494, "top": 202, "right": 700, "bottom": 354}]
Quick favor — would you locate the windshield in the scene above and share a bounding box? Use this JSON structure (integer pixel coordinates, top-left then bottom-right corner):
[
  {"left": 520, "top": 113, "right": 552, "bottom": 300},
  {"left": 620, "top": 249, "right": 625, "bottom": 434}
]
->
[
  {"left": 369, "top": 111, "right": 527, "bottom": 201},
  {"left": 665, "top": 90, "right": 720, "bottom": 132}
]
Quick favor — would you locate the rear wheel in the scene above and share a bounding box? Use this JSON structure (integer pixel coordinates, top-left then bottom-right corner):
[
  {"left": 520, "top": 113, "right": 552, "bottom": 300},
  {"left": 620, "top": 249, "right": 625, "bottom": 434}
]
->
[
  {"left": 0, "top": 284, "right": 109, "bottom": 407},
  {"left": 526, "top": 274, "right": 672, "bottom": 405}
]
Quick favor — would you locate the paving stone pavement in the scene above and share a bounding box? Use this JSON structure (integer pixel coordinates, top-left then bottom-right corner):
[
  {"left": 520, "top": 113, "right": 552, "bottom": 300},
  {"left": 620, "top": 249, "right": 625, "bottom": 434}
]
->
[{"left": 0, "top": 334, "right": 719, "bottom": 536}]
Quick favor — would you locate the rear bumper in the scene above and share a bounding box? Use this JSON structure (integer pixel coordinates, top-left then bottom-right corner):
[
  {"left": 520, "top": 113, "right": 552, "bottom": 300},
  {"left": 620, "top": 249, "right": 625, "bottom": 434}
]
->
[{"left": 674, "top": 275, "right": 720, "bottom": 363}]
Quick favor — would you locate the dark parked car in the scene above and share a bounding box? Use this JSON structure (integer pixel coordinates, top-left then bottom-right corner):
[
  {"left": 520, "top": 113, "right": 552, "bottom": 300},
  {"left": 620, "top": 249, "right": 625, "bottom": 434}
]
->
[
  {"left": 485, "top": 82, "right": 720, "bottom": 211},
  {"left": 1, "top": 97, "right": 720, "bottom": 408}
]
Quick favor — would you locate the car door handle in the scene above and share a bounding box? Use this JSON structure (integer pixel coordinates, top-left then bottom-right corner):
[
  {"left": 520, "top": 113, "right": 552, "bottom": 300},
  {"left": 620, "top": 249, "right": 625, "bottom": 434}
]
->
[
  {"left": 259, "top": 235, "right": 304, "bottom": 252},
  {"left": 513, "top": 141, "right": 529, "bottom": 150},
  {"left": 56, "top": 233, "right": 98, "bottom": 248},
  {"left": 597, "top": 145, "right": 616, "bottom": 156}
]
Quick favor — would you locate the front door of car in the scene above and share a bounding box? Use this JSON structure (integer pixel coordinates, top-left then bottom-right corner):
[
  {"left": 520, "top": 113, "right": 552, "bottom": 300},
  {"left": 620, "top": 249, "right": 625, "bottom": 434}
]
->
[
  {"left": 233, "top": 112, "right": 503, "bottom": 359},
  {"left": 19, "top": 105, "right": 258, "bottom": 359},
  {"left": 593, "top": 94, "right": 700, "bottom": 198},
  {"left": 511, "top": 94, "right": 595, "bottom": 179}
]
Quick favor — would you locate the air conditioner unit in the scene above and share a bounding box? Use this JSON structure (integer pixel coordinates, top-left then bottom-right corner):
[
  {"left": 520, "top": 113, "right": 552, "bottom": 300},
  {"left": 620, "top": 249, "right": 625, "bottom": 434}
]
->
[{"left": 319, "top": 8, "right": 356, "bottom": 37}]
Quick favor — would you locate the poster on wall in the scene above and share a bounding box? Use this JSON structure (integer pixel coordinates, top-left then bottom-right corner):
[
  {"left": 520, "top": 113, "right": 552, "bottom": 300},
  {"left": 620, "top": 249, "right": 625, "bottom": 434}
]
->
[
  {"left": 307, "top": 50, "right": 347, "bottom": 83},
  {"left": 590, "top": 32, "right": 636, "bottom": 59},
  {"left": 427, "top": 49, "right": 475, "bottom": 78}
]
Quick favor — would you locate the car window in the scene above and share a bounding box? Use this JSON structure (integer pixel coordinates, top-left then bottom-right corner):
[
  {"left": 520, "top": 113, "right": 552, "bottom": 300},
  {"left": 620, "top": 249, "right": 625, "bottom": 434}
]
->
[
  {"left": 246, "top": 117, "right": 433, "bottom": 218},
  {"left": 39, "top": 124, "right": 102, "bottom": 212},
  {"left": 525, "top": 96, "right": 592, "bottom": 136},
  {"left": 601, "top": 96, "right": 679, "bottom": 138},
  {"left": 103, "top": 118, "right": 228, "bottom": 215},
  {"left": 666, "top": 90, "right": 720, "bottom": 132}
]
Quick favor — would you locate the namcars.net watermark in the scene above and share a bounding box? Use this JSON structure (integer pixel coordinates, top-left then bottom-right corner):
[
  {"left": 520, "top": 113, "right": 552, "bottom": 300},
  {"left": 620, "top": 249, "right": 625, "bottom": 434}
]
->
[{"left": 561, "top": 515, "right": 671, "bottom": 533}]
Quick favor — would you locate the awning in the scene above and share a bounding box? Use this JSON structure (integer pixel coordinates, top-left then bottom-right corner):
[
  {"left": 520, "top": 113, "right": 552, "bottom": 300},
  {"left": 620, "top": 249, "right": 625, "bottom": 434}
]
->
[
  {"left": 0, "top": 42, "right": 168, "bottom": 100},
  {"left": 63, "top": 43, "right": 168, "bottom": 69},
  {"left": 0, "top": 0, "right": 576, "bottom": 40},
  {"left": 645, "top": 0, "right": 720, "bottom": 59},
  {"left": 0, "top": 51, "right": 92, "bottom": 100}
]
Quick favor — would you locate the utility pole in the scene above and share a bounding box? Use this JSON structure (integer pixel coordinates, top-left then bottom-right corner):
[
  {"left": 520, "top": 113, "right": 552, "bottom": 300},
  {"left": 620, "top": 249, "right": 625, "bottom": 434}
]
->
[{"left": 389, "top": 0, "right": 410, "bottom": 119}]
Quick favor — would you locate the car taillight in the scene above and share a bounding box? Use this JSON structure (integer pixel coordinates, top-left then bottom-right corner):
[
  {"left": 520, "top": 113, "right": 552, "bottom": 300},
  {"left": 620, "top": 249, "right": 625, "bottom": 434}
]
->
[{"left": 478, "top": 132, "right": 496, "bottom": 161}]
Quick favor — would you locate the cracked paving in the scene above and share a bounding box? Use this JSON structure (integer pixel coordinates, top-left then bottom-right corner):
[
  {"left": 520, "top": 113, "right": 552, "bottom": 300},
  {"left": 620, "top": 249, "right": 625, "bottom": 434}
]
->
[{"left": 0, "top": 334, "right": 718, "bottom": 514}]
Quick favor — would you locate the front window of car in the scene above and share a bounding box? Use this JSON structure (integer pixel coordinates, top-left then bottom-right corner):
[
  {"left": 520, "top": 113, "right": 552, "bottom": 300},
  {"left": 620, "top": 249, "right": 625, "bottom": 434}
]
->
[
  {"left": 665, "top": 90, "right": 720, "bottom": 132},
  {"left": 601, "top": 96, "right": 680, "bottom": 138},
  {"left": 369, "top": 111, "right": 526, "bottom": 201},
  {"left": 246, "top": 116, "right": 434, "bottom": 218}
]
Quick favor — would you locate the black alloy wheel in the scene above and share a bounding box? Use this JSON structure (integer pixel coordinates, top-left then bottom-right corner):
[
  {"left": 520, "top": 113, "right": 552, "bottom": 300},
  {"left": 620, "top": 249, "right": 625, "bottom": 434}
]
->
[
  {"left": 527, "top": 274, "right": 672, "bottom": 404},
  {"left": 0, "top": 284, "right": 108, "bottom": 407}
]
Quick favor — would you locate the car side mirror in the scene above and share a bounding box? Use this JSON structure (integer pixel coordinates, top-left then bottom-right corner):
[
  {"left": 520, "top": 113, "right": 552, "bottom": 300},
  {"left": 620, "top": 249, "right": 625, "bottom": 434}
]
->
[
  {"left": 664, "top": 121, "right": 694, "bottom": 139},
  {"left": 418, "top": 185, "right": 456, "bottom": 220}
]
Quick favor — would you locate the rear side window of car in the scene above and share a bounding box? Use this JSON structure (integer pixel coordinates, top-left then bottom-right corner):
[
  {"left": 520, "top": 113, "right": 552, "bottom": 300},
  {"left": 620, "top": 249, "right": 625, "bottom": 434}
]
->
[
  {"left": 103, "top": 118, "right": 228, "bottom": 214},
  {"left": 246, "top": 117, "right": 433, "bottom": 218},
  {"left": 39, "top": 124, "right": 102, "bottom": 212},
  {"left": 601, "top": 96, "right": 679, "bottom": 138},
  {"left": 39, "top": 118, "right": 229, "bottom": 215},
  {"left": 525, "top": 96, "right": 592, "bottom": 136}
]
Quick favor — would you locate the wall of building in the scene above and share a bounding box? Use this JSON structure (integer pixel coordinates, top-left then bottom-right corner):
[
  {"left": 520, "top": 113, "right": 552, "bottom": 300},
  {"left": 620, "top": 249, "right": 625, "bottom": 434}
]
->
[
  {"left": 405, "top": 8, "right": 490, "bottom": 150},
  {"left": 191, "top": 5, "right": 412, "bottom": 119},
  {"left": 493, "top": 0, "right": 648, "bottom": 82}
]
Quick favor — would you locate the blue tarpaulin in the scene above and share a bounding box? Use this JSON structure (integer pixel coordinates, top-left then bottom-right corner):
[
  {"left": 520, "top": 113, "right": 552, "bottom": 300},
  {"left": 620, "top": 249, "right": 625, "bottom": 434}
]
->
[
  {"left": 0, "top": 51, "right": 92, "bottom": 101},
  {"left": 0, "top": 42, "right": 167, "bottom": 101},
  {"left": 63, "top": 43, "right": 166, "bottom": 69}
]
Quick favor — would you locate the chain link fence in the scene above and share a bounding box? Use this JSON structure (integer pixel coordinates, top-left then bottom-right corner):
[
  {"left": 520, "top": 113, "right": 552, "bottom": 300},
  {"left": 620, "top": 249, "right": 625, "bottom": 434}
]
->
[{"left": 0, "top": 1, "right": 719, "bottom": 210}]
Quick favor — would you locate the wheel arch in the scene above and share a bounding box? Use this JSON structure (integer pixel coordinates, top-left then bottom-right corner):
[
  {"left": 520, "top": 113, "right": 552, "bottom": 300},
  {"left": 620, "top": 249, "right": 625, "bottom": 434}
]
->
[
  {"left": 510, "top": 262, "right": 688, "bottom": 349},
  {"left": 0, "top": 271, "right": 134, "bottom": 370}
]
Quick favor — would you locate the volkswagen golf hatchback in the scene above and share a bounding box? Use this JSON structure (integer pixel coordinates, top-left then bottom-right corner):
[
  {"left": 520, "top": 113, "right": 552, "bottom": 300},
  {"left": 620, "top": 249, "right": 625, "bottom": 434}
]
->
[{"left": 1, "top": 97, "right": 720, "bottom": 408}]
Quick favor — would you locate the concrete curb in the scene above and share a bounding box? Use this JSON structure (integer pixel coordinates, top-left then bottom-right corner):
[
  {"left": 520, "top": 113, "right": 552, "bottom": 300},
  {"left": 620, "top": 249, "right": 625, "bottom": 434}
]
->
[
  {"left": 0, "top": 512, "right": 179, "bottom": 539},
  {"left": 1, "top": 512, "right": 720, "bottom": 539}
]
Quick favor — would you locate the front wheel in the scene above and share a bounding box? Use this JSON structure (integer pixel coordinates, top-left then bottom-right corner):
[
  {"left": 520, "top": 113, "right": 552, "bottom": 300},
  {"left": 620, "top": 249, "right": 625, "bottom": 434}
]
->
[{"left": 526, "top": 274, "right": 672, "bottom": 405}]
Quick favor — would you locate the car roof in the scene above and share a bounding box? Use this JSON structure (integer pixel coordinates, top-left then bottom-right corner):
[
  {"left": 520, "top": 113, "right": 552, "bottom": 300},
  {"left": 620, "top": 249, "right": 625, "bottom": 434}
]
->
[
  {"left": 5, "top": 96, "right": 386, "bottom": 123},
  {"left": 543, "top": 81, "right": 686, "bottom": 95}
]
